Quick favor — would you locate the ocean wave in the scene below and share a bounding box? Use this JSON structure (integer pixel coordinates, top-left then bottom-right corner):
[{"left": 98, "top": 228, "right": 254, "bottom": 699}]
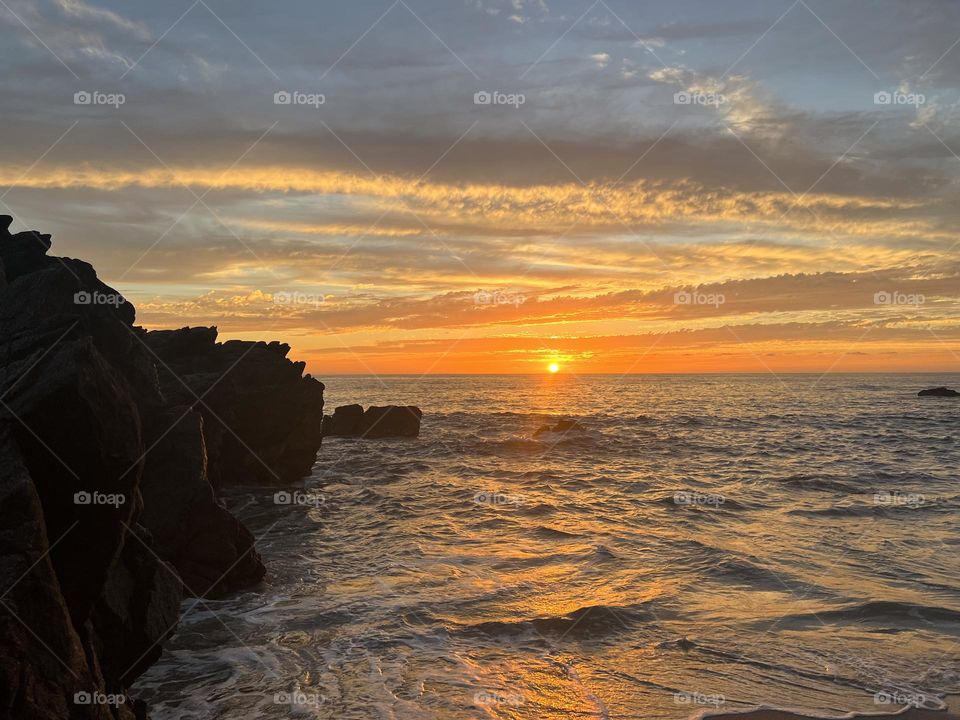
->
[
  {"left": 774, "top": 600, "right": 960, "bottom": 628},
  {"left": 445, "top": 602, "right": 657, "bottom": 639}
]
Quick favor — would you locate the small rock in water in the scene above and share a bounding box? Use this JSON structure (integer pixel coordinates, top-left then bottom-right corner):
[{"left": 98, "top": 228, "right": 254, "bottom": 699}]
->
[
  {"left": 918, "top": 387, "right": 960, "bottom": 397},
  {"left": 322, "top": 404, "right": 422, "bottom": 438},
  {"left": 534, "top": 418, "right": 586, "bottom": 436},
  {"left": 323, "top": 404, "right": 365, "bottom": 436}
]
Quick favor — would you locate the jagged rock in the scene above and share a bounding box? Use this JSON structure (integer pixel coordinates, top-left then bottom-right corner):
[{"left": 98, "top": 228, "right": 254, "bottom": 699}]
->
[
  {"left": 139, "top": 408, "right": 265, "bottom": 598},
  {"left": 144, "top": 328, "right": 325, "bottom": 487},
  {"left": 90, "top": 524, "right": 182, "bottom": 685},
  {"left": 918, "top": 387, "right": 960, "bottom": 397},
  {"left": 0, "top": 216, "right": 181, "bottom": 718},
  {"left": 322, "top": 405, "right": 422, "bottom": 438},
  {"left": 0, "top": 433, "right": 134, "bottom": 720},
  {"left": 0, "top": 215, "right": 322, "bottom": 717}
]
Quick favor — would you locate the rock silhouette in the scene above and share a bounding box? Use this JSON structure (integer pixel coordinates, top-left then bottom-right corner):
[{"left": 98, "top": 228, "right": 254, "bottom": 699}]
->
[
  {"left": 0, "top": 217, "right": 324, "bottom": 718},
  {"left": 322, "top": 404, "right": 422, "bottom": 438},
  {"left": 918, "top": 387, "right": 960, "bottom": 397}
]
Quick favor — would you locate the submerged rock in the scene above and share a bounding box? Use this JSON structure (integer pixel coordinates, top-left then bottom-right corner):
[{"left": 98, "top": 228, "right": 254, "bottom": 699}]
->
[
  {"left": 534, "top": 418, "right": 586, "bottom": 436},
  {"left": 918, "top": 387, "right": 960, "bottom": 397},
  {"left": 322, "top": 404, "right": 422, "bottom": 438}
]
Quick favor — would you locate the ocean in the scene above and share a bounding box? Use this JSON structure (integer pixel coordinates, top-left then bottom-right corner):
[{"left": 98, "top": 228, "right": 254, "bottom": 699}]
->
[{"left": 133, "top": 373, "right": 960, "bottom": 719}]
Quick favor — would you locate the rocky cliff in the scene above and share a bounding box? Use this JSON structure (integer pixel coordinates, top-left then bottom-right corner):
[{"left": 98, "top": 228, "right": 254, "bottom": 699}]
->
[{"left": 0, "top": 217, "right": 324, "bottom": 718}]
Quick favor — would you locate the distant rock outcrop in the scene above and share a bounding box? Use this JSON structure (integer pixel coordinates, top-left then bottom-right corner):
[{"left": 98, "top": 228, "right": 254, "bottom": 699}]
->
[
  {"left": 918, "top": 387, "right": 960, "bottom": 397},
  {"left": 0, "top": 216, "right": 324, "bottom": 717},
  {"left": 322, "top": 404, "right": 422, "bottom": 438}
]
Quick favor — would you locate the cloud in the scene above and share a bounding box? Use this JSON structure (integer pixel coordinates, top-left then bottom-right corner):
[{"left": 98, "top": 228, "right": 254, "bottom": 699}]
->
[
  {"left": 590, "top": 52, "right": 610, "bottom": 68},
  {"left": 0, "top": 164, "right": 934, "bottom": 243},
  {"left": 1, "top": 0, "right": 958, "bottom": 372},
  {"left": 131, "top": 261, "right": 960, "bottom": 336},
  {"left": 53, "top": 0, "right": 151, "bottom": 40}
]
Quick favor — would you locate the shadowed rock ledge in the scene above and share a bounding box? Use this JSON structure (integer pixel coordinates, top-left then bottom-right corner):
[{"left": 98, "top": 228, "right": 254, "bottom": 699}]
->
[{"left": 0, "top": 216, "right": 324, "bottom": 718}]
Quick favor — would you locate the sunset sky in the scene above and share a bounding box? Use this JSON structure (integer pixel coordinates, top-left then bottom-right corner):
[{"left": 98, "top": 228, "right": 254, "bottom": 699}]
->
[{"left": 2, "top": 0, "right": 959, "bottom": 373}]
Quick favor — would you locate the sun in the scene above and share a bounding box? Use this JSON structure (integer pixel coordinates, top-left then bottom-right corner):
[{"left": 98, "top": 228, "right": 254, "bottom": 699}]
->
[{"left": 548, "top": 362, "right": 560, "bottom": 374}]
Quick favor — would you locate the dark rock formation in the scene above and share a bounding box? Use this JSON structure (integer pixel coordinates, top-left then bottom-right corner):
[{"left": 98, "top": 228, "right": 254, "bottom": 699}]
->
[
  {"left": 322, "top": 404, "right": 364, "bottom": 437},
  {"left": 0, "top": 216, "right": 324, "bottom": 717},
  {"left": 143, "top": 328, "right": 325, "bottom": 487},
  {"left": 322, "top": 404, "right": 422, "bottom": 438},
  {"left": 534, "top": 418, "right": 585, "bottom": 436},
  {"left": 139, "top": 407, "right": 265, "bottom": 597},
  {"left": 918, "top": 387, "right": 960, "bottom": 397},
  {"left": 0, "top": 216, "right": 179, "bottom": 718}
]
